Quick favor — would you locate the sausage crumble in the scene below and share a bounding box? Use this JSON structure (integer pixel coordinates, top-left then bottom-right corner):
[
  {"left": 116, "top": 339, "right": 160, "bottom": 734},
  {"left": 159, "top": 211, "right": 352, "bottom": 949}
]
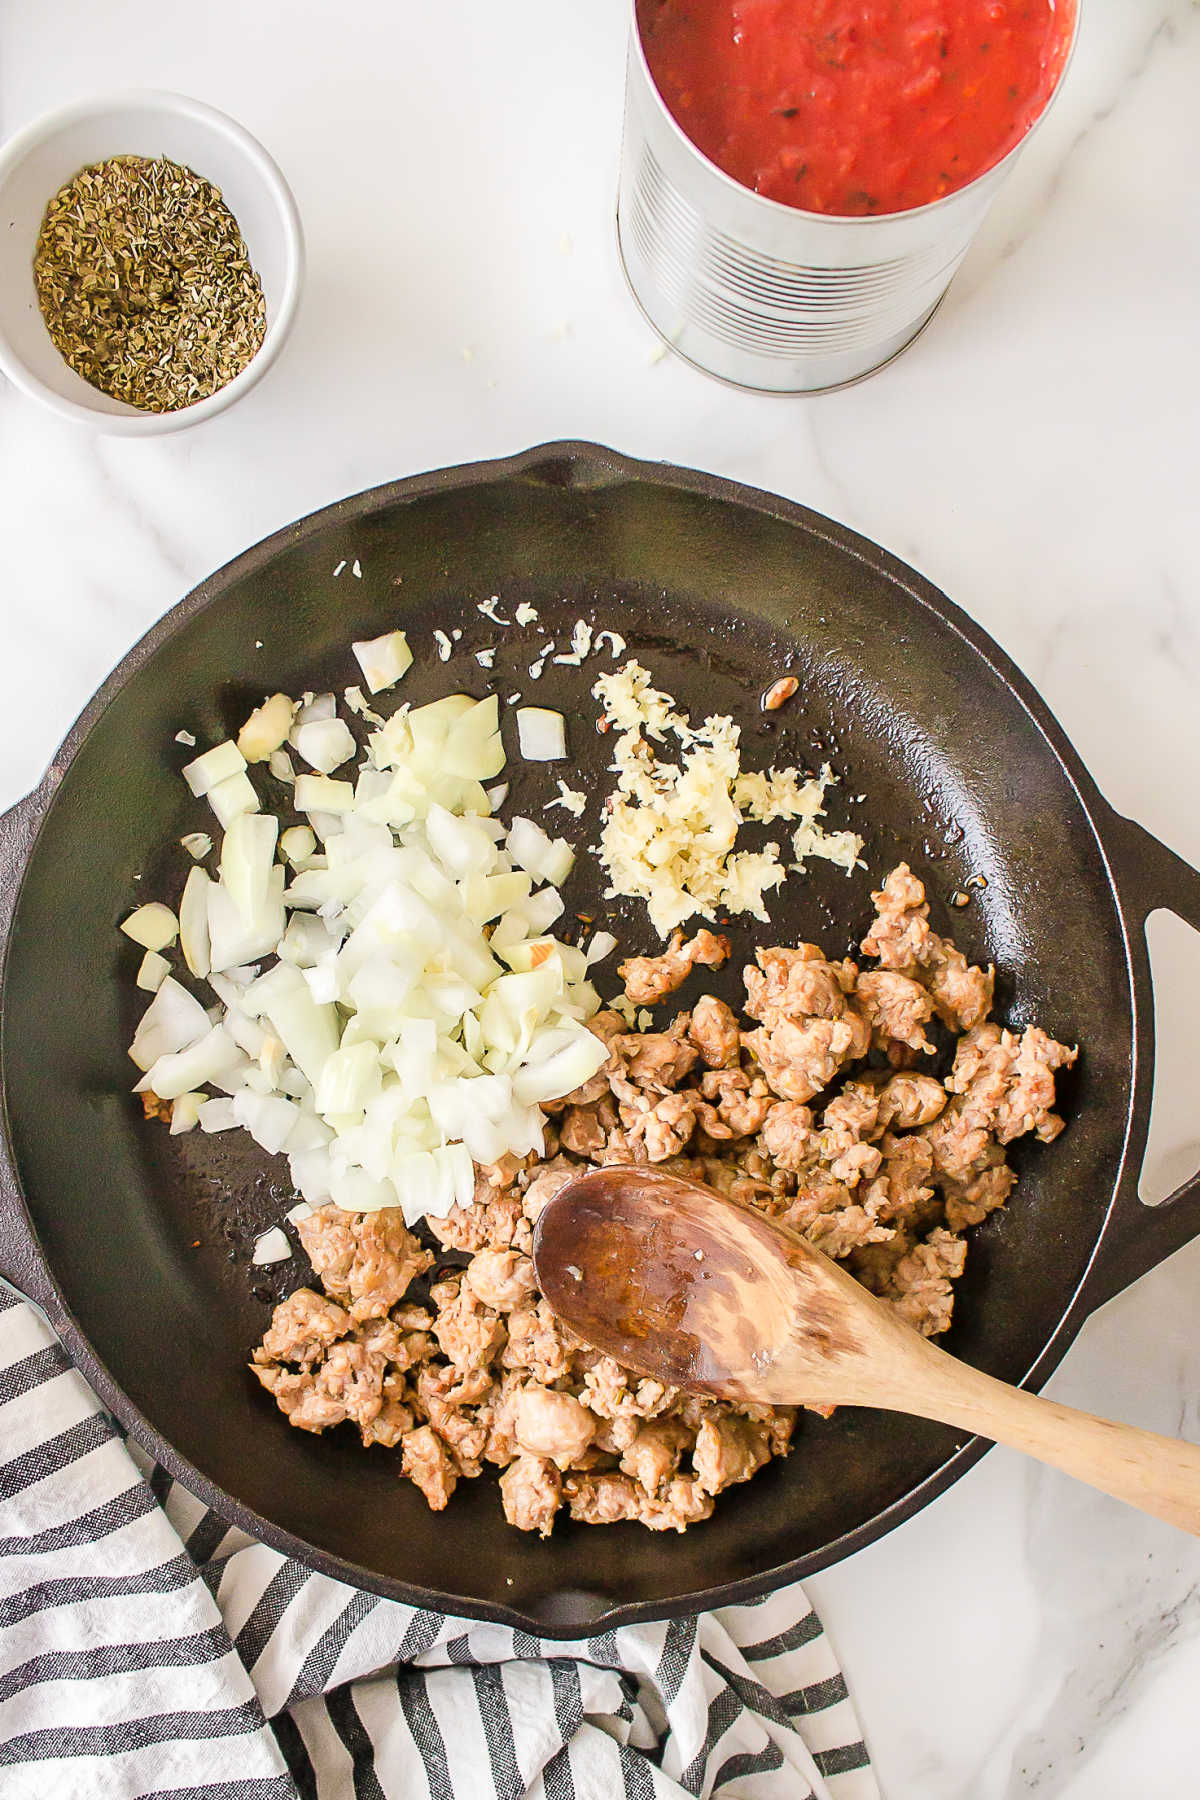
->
[{"left": 250, "top": 864, "right": 1077, "bottom": 1534}]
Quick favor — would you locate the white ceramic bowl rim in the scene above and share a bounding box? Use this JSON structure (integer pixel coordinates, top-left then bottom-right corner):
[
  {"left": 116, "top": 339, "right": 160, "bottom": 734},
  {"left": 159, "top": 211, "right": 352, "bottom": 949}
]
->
[{"left": 0, "top": 89, "right": 304, "bottom": 434}]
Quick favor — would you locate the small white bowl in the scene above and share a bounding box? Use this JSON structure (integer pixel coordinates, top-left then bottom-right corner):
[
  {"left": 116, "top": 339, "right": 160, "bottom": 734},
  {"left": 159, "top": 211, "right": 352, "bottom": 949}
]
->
[{"left": 0, "top": 90, "right": 304, "bottom": 434}]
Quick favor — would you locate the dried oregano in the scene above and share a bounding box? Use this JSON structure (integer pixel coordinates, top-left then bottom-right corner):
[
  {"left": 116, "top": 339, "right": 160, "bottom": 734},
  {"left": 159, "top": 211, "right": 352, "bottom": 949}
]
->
[{"left": 33, "top": 154, "right": 267, "bottom": 413}]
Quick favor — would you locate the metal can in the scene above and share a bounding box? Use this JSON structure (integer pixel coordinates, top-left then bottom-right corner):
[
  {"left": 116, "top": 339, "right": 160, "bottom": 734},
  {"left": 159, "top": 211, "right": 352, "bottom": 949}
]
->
[{"left": 617, "top": 5, "right": 1080, "bottom": 393}]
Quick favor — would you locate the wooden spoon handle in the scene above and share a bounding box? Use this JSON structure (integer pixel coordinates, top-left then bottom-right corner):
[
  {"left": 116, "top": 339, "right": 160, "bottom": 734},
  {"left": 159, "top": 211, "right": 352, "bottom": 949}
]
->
[{"left": 901, "top": 1350, "right": 1200, "bottom": 1534}]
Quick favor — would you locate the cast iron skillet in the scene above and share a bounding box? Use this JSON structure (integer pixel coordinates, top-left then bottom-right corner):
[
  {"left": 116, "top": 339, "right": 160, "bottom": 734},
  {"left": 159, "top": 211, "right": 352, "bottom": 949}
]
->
[{"left": 2, "top": 442, "right": 1199, "bottom": 1636}]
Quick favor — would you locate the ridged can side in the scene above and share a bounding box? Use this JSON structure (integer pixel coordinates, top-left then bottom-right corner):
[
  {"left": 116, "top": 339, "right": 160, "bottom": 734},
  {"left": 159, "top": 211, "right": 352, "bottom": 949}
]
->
[{"left": 616, "top": 15, "right": 1064, "bottom": 393}]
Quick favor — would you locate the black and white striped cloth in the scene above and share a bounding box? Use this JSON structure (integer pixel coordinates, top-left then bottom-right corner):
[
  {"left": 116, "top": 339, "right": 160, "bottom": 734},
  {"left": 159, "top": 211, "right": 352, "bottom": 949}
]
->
[{"left": 0, "top": 1287, "right": 878, "bottom": 1800}]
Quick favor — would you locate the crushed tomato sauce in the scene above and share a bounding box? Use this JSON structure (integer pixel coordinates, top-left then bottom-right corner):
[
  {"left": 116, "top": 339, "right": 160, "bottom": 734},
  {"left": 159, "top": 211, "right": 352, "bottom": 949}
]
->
[{"left": 637, "top": 0, "right": 1075, "bottom": 217}]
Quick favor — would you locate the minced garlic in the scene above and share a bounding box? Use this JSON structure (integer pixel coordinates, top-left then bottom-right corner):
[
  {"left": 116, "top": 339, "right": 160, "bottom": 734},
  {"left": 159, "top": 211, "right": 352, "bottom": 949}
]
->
[{"left": 591, "top": 660, "right": 863, "bottom": 938}]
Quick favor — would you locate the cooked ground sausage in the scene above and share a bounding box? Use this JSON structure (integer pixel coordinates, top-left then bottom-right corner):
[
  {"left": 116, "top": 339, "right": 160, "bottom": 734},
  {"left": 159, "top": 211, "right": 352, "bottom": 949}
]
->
[{"left": 251, "top": 863, "right": 1076, "bottom": 1533}]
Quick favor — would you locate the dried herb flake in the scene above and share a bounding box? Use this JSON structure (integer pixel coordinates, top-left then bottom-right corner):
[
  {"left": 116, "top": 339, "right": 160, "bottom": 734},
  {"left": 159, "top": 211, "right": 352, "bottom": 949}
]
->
[{"left": 33, "top": 154, "right": 267, "bottom": 413}]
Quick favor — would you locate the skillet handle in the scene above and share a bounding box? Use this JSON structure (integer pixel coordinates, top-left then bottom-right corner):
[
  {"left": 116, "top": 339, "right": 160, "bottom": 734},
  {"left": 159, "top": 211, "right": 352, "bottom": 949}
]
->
[
  {"left": 1080, "top": 809, "right": 1200, "bottom": 1310},
  {"left": 0, "top": 781, "right": 62, "bottom": 1316}
]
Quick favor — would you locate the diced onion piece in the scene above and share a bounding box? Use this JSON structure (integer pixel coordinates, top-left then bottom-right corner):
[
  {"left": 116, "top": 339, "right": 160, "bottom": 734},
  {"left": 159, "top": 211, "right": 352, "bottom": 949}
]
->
[
  {"left": 425, "top": 804, "right": 497, "bottom": 878},
  {"left": 329, "top": 1164, "right": 398, "bottom": 1213},
  {"left": 121, "top": 902, "right": 178, "bottom": 951},
  {"left": 207, "top": 867, "right": 286, "bottom": 973},
  {"left": 180, "top": 832, "right": 212, "bottom": 860},
  {"left": 207, "top": 771, "right": 260, "bottom": 828},
  {"left": 251, "top": 1226, "right": 292, "bottom": 1265},
  {"left": 183, "top": 740, "right": 245, "bottom": 796},
  {"left": 353, "top": 629, "right": 413, "bottom": 694},
  {"left": 278, "top": 911, "right": 336, "bottom": 968},
  {"left": 307, "top": 810, "right": 346, "bottom": 844},
  {"left": 280, "top": 825, "right": 316, "bottom": 867},
  {"left": 220, "top": 812, "right": 279, "bottom": 923},
  {"left": 517, "top": 706, "right": 567, "bottom": 761},
  {"left": 507, "top": 816, "right": 556, "bottom": 880},
  {"left": 136, "top": 950, "right": 171, "bottom": 993},
  {"left": 169, "top": 1091, "right": 206, "bottom": 1135},
  {"left": 390, "top": 1146, "right": 474, "bottom": 1225},
  {"left": 344, "top": 685, "right": 384, "bottom": 726},
  {"left": 486, "top": 783, "right": 509, "bottom": 809},
  {"left": 284, "top": 1201, "right": 314, "bottom": 1224},
  {"left": 294, "top": 774, "right": 356, "bottom": 815},
  {"left": 586, "top": 930, "right": 619, "bottom": 965},
  {"left": 269, "top": 749, "right": 295, "bottom": 784},
  {"left": 238, "top": 694, "right": 295, "bottom": 763},
  {"left": 290, "top": 693, "right": 337, "bottom": 734},
  {"left": 233, "top": 1089, "right": 301, "bottom": 1155},
  {"left": 243, "top": 962, "right": 340, "bottom": 1087},
  {"left": 316, "top": 1041, "right": 381, "bottom": 1117},
  {"left": 511, "top": 1027, "right": 608, "bottom": 1107},
  {"left": 459, "top": 870, "right": 530, "bottom": 923},
  {"left": 129, "top": 977, "right": 210, "bottom": 1070},
  {"left": 140, "top": 1023, "right": 243, "bottom": 1100},
  {"left": 293, "top": 717, "right": 357, "bottom": 775},
  {"left": 179, "top": 866, "right": 212, "bottom": 979},
  {"left": 259, "top": 1033, "right": 288, "bottom": 1088},
  {"left": 541, "top": 838, "right": 574, "bottom": 887},
  {"left": 522, "top": 887, "right": 565, "bottom": 934},
  {"left": 287, "top": 1146, "right": 331, "bottom": 1205},
  {"left": 198, "top": 1096, "right": 238, "bottom": 1132},
  {"left": 288, "top": 1114, "right": 332, "bottom": 1152}
]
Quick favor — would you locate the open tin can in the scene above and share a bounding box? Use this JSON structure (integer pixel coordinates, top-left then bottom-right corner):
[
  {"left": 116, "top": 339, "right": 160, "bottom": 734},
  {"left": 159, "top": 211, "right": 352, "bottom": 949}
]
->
[{"left": 617, "top": 3, "right": 1081, "bottom": 392}]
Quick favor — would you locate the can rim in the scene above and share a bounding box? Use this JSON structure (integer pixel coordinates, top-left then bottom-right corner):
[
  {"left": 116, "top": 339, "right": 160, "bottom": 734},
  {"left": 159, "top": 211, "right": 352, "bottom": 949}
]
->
[{"left": 629, "top": 0, "right": 1083, "bottom": 229}]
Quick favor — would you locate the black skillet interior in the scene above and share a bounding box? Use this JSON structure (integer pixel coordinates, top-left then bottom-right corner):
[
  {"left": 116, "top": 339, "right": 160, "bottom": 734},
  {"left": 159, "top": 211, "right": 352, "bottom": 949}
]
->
[{"left": 0, "top": 447, "right": 1132, "bottom": 1626}]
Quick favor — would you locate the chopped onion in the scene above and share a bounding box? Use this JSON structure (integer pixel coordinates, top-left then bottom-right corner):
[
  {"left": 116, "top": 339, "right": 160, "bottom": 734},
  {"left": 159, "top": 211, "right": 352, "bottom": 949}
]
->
[
  {"left": 180, "top": 832, "right": 212, "bottom": 860},
  {"left": 182, "top": 740, "right": 245, "bottom": 797},
  {"left": 220, "top": 812, "right": 279, "bottom": 923},
  {"left": 344, "top": 685, "right": 385, "bottom": 726},
  {"left": 284, "top": 1200, "right": 314, "bottom": 1224},
  {"left": 586, "top": 930, "right": 619, "bottom": 965},
  {"left": 129, "top": 977, "right": 210, "bottom": 1070},
  {"left": 121, "top": 902, "right": 178, "bottom": 951},
  {"left": 127, "top": 671, "right": 607, "bottom": 1233},
  {"left": 178, "top": 867, "right": 212, "bottom": 979},
  {"left": 207, "top": 867, "right": 286, "bottom": 973},
  {"left": 237, "top": 694, "right": 296, "bottom": 763},
  {"left": 293, "top": 717, "right": 357, "bottom": 774},
  {"left": 294, "top": 774, "right": 355, "bottom": 815},
  {"left": 268, "top": 749, "right": 296, "bottom": 784},
  {"left": 139, "top": 1023, "right": 243, "bottom": 1100},
  {"left": 278, "top": 911, "right": 336, "bottom": 968},
  {"left": 136, "top": 949, "right": 172, "bottom": 993},
  {"left": 516, "top": 706, "right": 567, "bottom": 761},
  {"left": 233, "top": 1089, "right": 301, "bottom": 1155},
  {"left": 353, "top": 629, "right": 413, "bottom": 694},
  {"left": 280, "top": 825, "right": 316, "bottom": 867},
  {"left": 506, "top": 817, "right": 575, "bottom": 889},
  {"left": 243, "top": 961, "right": 340, "bottom": 1087},
  {"left": 207, "top": 771, "right": 260, "bottom": 828},
  {"left": 541, "top": 838, "right": 575, "bottom": 887},
  {"left": 251, "top": 1226, "right": 292, "bottom": 1265},
  {"left": 169, "top": 1091, "right": 206, "bottom": 1135},
  {"left": 198, "top": 1096, "right": 238, "bottom": 1132}
]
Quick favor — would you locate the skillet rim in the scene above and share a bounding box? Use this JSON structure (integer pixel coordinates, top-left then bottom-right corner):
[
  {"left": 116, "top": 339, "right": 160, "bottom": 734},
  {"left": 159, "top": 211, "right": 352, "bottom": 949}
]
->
[{"left": 0, "top": 439, "right": 1147, "bottom": 1634}]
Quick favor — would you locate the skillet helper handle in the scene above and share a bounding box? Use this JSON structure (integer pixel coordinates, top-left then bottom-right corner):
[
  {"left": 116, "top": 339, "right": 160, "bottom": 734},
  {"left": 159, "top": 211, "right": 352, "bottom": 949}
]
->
[
  {"left": 0, "top": 781, "right": 61, "bottom": 1315},
  {"left": 1083, "top": 809, "right": 1200, "bottom": 1308},
  {"left": 908, "top": 1344, "right": 1200, "bottom": 1536}
]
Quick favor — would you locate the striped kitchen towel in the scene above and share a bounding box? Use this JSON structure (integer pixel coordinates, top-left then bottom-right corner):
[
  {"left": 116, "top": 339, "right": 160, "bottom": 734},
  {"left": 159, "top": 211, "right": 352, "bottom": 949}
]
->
[{"left": 0, "top": 1286, "right": 878, "bottom": 1800}]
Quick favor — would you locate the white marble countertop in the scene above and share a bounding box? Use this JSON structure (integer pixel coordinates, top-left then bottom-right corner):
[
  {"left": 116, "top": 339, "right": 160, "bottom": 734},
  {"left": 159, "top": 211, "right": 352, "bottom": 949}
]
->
[{"left": 3, "top": 2, "right": 1200, "bottom": 1794}]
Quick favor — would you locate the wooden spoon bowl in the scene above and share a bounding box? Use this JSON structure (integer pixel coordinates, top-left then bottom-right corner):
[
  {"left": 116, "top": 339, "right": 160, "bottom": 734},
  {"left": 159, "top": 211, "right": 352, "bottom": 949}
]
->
[{"left": 533, "top": 1166, "right": 1200, "bottom": 1534}]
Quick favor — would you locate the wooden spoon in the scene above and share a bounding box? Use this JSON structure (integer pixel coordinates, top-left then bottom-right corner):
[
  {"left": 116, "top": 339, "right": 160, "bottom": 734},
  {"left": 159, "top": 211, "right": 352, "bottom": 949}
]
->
[{"left": 532, "top": 1166, "right": 1200, "bottom": 1534}]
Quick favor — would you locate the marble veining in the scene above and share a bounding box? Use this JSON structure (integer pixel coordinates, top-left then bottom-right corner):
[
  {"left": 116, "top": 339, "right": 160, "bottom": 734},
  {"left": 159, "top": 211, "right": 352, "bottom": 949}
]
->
[{"left": 2, "top": 2, "right": 1200, "bottom": 1795}]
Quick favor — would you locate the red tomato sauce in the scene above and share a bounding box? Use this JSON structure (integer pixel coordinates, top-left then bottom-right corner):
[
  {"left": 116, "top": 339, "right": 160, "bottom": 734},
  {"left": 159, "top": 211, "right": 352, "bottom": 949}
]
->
[{"left": 637, "top": 0, "right": 1075, "bottom": 217}]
